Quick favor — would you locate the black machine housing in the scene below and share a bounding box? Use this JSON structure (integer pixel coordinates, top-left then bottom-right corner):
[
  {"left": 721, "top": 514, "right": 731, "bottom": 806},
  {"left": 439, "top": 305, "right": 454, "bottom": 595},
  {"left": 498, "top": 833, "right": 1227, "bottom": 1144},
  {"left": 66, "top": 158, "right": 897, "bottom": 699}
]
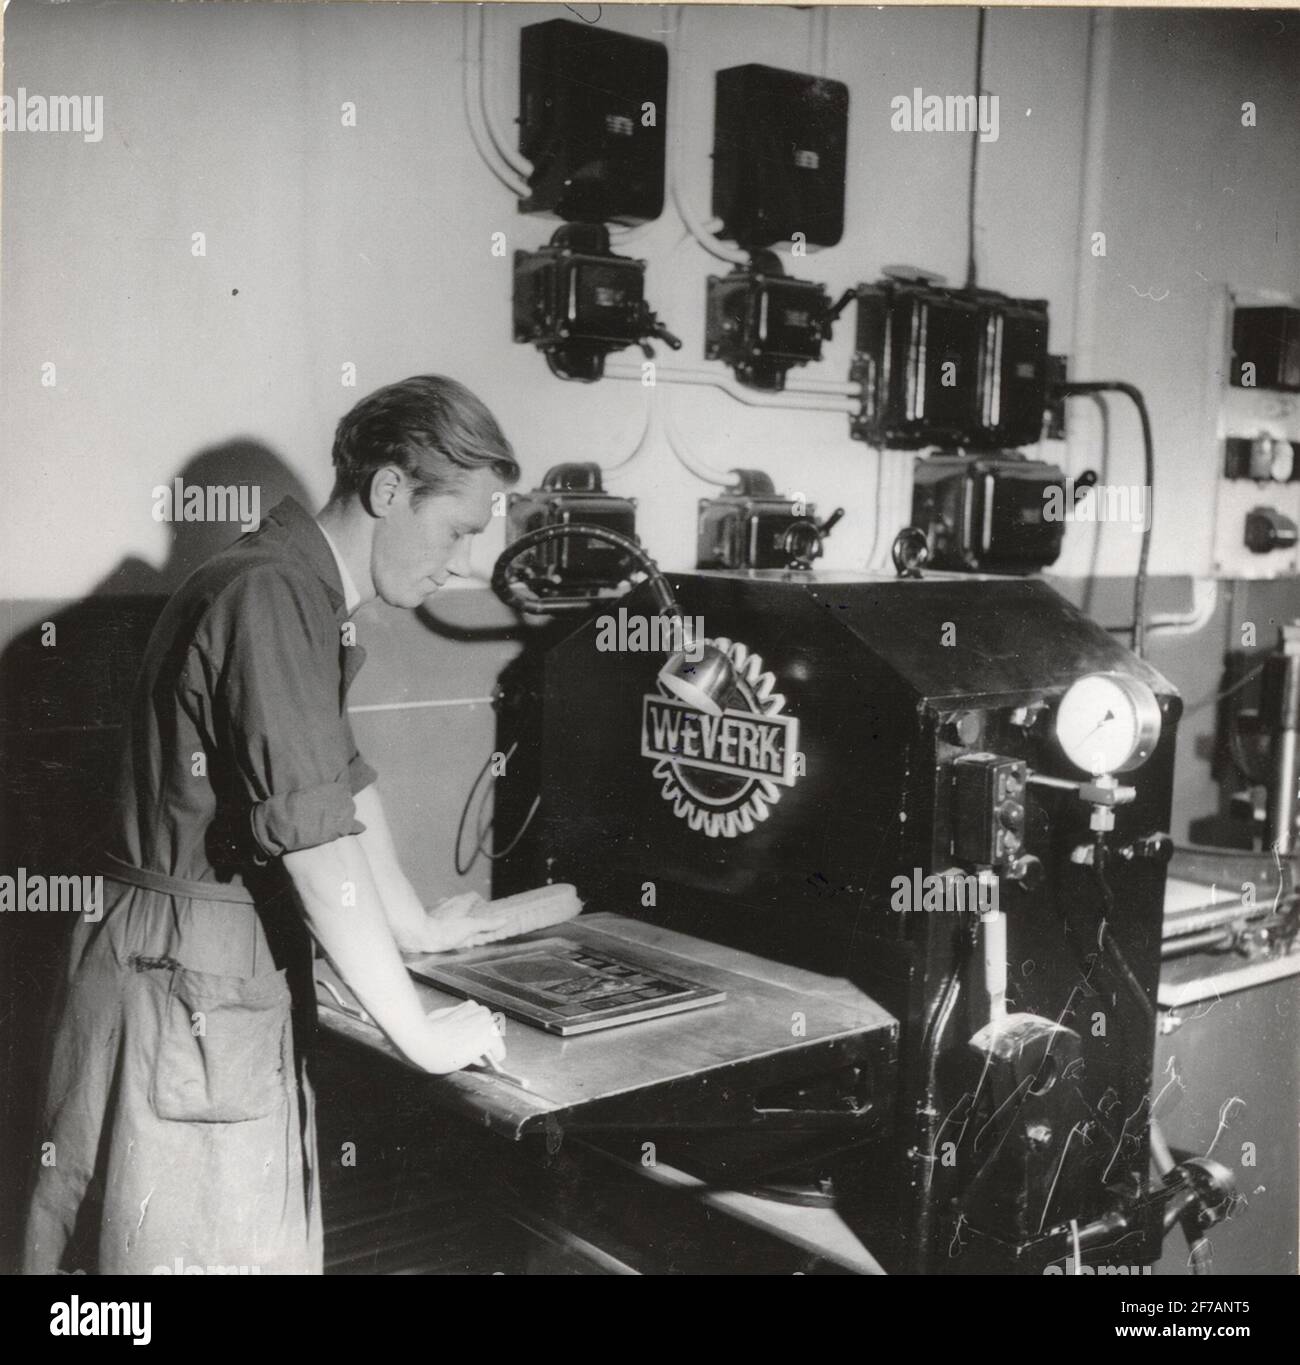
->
[
  {"left": 517, "top": 18, "right": 668, "bottom": 226},
  {"left": 1230, "top": 304, "right": 1300, "bottom": 393},
  {"left": 851, "top": 275, "right": 1050, "bottom": 450},
  {"left": 513, "top": 224, "right": 680, "bottom": 382},
  {"left": 911, "top": 451, "right": 1067, "bottom": 574},
  {"left": 697, "top": 469, "right": 840, "bottom": 570},
  {"left": 505, "top": 463, "right": 638, "bottom": 600},
  {"left": 498, "top": 570, "right": 1180, "bottom": 1273},
  {"left": 712, "top": 64, "right": 849, "bottom": 250},
  {"left": 705, "top": 253, "right": 831, "bottom": 391}
]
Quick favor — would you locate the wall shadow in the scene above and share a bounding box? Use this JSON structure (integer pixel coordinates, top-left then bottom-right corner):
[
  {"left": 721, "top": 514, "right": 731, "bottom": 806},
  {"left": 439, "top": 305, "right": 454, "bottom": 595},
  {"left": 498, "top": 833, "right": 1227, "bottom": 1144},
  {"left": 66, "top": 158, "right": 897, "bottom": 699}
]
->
[{"left": 0, "top": 440, "right": 310, "bottom": 1272}]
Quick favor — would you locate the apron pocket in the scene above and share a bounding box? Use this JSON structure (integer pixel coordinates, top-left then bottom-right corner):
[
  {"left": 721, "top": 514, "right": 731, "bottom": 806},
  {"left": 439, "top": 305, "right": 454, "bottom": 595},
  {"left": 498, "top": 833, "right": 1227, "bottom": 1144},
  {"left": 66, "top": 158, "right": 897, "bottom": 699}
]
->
[{"left": 150, "top": 964, "right": 292, "bottom": 1123}]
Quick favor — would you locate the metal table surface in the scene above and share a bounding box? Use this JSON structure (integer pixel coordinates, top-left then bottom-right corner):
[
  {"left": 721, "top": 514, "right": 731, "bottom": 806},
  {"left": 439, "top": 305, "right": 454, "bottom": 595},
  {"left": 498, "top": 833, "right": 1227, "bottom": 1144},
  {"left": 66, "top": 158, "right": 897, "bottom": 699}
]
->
[{"left": 315, "top": 911, "right": 897, "bottom": 1142}]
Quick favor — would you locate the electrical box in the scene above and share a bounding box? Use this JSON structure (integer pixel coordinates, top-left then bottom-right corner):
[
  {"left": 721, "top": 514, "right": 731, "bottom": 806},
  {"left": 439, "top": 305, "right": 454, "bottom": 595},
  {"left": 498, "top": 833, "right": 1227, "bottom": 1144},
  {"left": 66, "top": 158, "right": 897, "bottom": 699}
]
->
[
  {"left": 1231, "top": 306, "right": 1300, "bottom": 392},
  {"left": 712, "top": 64, "right": 849, "bottom": 250},
  {"left": 911, "top": 452, "right": 1066, "bottom": 574},
  {"left": 518, "top": 18, "right": 668, "bottom": 226},
  {"left": 705, "top": 254, "right": 830, "bottom": 390},
  {"left": 1212, "top": 290, "right": 1300, "bottom": 578},
  {"left": 506, "top": 463, "right": 638, "bottom": 598},
  {"left": 696, "top": 469, "right": 841, "bottom": 570},
  {"left": 513, "top": 224, "right": 680, "bottom": 382},
  {"left": 851, "top": 275, "right": 1049, "bottom": 450}
]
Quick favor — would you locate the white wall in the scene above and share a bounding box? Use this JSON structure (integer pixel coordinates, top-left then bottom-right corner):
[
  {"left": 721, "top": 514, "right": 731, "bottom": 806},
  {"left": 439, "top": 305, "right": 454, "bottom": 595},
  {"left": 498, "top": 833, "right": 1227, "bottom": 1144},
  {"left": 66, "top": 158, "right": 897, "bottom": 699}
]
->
[{"left": 1, "top": 2, "right": 1297, "bottom": 600}]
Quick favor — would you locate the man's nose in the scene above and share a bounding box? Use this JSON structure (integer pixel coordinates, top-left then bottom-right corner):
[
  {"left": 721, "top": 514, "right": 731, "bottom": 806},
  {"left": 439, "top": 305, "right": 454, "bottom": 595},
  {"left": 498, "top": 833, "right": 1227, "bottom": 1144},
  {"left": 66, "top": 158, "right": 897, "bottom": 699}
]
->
[{"left": 448, "top": 537, "right": 474, "bottom": 577}]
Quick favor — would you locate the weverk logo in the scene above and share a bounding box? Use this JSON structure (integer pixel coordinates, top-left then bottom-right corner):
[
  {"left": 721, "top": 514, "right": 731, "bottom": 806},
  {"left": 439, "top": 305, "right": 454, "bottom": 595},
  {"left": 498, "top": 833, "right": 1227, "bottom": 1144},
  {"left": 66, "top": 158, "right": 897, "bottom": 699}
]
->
[
  {"left": 641, "top": 637, "right": 802, "bottom": 839},
  {"left": 890, "top": 87, "right": 999, "bottom": 143}
]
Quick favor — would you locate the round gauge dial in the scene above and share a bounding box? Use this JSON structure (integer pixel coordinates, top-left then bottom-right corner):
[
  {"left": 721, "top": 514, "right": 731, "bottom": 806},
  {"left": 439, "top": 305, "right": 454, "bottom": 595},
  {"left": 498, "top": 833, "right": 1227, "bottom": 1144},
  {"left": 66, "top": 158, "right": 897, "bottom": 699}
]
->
[{"left": 1055, "top": 672, "right": 1162, "bottom": 776}]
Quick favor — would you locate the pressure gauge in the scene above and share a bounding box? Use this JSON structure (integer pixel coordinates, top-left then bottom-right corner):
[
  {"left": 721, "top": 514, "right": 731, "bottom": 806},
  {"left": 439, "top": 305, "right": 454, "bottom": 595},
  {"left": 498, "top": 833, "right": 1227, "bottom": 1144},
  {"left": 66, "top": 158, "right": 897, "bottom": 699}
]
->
[{"left": 1055, "top": 673, "right": 1162, "bottom": 775}]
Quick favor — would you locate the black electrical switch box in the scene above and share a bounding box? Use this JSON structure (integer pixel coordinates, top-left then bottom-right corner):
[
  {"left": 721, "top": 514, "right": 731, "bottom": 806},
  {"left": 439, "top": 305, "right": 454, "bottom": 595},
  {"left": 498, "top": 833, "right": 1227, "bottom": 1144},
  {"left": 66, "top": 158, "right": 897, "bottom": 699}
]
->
[
  {"left": 705, "top": 255, "right": 830, "bottom": 390},
  {"left": 513, "top": 223, "right": 681, "bottom": 382},
  {"left": 518, "top": 19, "right": 668, "bottom": 226},
  {"left": 712, "top": 64, "right": 849, "bottom": 249},
  {"left": 1231, "top": 306, "right": 1300, "bottom": 392},
  {"left": 911, "top": 452, "right": 1066, "bottom": 574},
  {"left": 506, "top": 463, "right": 638, "bottom": 598},
  {"left": 852, "top": 276, "right": 1049, "bottom": 450},
  {"left": 853, "top": 280, "right": 982, "bottom": 448},
  {"left": 697, "top": 470, "right": 834, "bottom": 570}
]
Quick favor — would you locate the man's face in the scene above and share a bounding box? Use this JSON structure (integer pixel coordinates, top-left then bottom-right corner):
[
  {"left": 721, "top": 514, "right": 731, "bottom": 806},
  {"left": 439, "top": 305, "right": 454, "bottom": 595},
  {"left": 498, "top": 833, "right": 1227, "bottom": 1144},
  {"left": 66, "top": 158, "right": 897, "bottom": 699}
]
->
[{"left": 370, "top": 465, "right": 500, "bottom": 609}]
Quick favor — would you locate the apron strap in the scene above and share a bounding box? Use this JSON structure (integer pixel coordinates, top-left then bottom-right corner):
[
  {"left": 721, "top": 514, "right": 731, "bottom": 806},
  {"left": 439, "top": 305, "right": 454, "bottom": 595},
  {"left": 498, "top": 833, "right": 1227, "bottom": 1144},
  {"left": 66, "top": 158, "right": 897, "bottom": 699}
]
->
[{"left": 101, "top": 852, "right": 256, "bottom": 905}]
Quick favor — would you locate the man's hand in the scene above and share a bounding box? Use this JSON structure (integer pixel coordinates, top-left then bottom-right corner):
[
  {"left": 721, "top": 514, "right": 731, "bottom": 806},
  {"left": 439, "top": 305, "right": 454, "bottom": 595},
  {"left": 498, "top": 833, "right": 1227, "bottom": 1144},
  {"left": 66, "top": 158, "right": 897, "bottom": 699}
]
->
[
  {"left": 410, "top": 894, "right": 511, "bottom": 954},
  {"left": 416, "top": 1000, "right": 506, "bottom": 1074}
]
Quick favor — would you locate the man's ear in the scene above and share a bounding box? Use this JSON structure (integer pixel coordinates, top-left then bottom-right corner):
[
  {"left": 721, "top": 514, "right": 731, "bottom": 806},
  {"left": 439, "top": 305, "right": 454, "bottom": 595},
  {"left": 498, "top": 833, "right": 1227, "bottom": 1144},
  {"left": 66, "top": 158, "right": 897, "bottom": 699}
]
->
[{"left": 365, "top": 466, "right": 404, "bottom": 518}]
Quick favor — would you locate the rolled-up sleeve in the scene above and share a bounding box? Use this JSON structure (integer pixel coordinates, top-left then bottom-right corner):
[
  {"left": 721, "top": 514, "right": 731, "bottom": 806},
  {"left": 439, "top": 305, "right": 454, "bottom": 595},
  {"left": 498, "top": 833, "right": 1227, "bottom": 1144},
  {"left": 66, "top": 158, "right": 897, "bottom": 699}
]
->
[{"left": 190, "top": 566, "right": 373, "bottom": 859}]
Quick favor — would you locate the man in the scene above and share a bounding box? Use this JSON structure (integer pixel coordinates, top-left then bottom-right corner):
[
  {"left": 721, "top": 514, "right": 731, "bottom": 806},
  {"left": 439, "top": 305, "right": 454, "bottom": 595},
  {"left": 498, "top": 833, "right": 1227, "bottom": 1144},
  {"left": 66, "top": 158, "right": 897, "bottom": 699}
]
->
[{"left": 25, "top": 375, "right": 518, "bottom": 1274}]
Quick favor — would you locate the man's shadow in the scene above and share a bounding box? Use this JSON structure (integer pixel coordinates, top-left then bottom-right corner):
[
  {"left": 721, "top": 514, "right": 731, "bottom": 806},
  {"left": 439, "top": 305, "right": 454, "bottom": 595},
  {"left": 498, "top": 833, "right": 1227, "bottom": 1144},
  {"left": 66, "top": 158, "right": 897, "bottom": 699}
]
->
[{"left": 0, "top": 440, "right": 310, "bottom": 1271}]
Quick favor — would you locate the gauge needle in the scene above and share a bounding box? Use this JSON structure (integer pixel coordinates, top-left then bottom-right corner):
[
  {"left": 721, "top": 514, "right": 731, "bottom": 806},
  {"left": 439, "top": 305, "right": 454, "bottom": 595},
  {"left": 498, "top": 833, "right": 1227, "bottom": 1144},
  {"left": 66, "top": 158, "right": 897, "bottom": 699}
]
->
[{"left": 1079, "top": 709, "right": 1116, "bottom": 742}]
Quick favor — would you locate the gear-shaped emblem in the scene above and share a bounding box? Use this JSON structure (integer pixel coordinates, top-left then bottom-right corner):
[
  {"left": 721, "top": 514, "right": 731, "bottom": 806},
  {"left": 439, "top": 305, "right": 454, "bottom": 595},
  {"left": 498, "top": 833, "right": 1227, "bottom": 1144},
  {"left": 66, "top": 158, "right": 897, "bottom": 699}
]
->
[{"left": 641, "top": 637, "right": 801, "bottom": 839}]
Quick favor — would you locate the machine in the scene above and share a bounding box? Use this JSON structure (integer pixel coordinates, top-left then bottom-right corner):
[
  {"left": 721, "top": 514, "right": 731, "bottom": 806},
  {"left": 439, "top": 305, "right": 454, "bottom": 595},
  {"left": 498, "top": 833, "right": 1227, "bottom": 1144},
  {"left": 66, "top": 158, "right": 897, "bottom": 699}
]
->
[{"left": 490, "top": 550, "right": 1237, "bottom": 1274}]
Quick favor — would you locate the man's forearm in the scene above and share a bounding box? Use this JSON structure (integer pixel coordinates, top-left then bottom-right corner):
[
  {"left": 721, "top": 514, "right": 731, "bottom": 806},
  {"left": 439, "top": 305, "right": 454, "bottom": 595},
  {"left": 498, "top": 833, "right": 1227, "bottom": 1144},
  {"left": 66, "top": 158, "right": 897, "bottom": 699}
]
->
[
  {"left": 351, "top": 784, "right": 432, "bottom": 951},
  {"left": 284, "top": 835, "right": 435, "bottom": 1064}
]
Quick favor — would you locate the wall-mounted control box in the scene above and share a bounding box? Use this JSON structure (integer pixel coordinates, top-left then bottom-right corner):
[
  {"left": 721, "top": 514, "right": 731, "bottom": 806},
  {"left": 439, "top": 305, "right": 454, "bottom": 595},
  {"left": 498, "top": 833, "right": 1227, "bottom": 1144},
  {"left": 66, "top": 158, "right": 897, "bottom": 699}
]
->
[
  {"left": 518, "top": 19, "right": 668, "bottom": 225},
  {"left": 712, "top": 64, "right": 849, "bottom": 249}
]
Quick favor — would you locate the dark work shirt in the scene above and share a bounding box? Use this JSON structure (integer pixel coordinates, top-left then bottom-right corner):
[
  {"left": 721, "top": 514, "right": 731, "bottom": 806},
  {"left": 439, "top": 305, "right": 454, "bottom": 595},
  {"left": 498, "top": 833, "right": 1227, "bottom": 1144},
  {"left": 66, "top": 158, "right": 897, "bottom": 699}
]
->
[{"left": 108, "top": 496, "right": 377, "bottom": 887}]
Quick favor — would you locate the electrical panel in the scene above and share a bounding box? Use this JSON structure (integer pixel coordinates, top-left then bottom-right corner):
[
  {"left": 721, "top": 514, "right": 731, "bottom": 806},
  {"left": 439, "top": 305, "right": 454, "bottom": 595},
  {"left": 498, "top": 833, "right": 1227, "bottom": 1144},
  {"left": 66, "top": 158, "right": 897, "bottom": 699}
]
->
[
  {"left": 712, "top": 64, "right": 849, "bottom": 249},
  {"left": 696, "top": 469, "right": 843, "bottom": 570},
  {"left": 513, "top": 224, "right": 681, "bottom": 382},
  {"left": 506, "top": 463, "right": 638, "bottom": 599},
  {"left": 1213, "top": 290, "right": 1300, "bottom": 578},
  {"left": 705, "top": 253, "right": 831, "bottom": 391},
  {"left": 1231, "top": 306, "right": 1300, "bottom": 392},
  {"left": 850, "top": 276, "right": 1050, "bottom": 450},
  {"left": 518, "top": 19, "right": 668, "bottom": 226},
  {"left": 911, "top": 452, "right": 1066, "bottom": 574}
]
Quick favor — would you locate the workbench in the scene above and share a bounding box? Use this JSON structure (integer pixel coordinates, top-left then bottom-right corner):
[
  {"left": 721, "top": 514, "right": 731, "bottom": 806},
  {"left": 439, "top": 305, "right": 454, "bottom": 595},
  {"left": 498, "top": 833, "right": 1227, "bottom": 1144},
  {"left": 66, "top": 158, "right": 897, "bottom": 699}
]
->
[{"left": 314, "top": 911, "right": 897, "bottom": 1272}]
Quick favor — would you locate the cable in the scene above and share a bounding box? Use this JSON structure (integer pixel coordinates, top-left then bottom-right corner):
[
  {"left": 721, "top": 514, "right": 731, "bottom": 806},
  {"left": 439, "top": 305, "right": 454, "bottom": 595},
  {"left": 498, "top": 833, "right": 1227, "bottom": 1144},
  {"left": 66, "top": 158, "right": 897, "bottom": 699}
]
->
[
  {"left": 966, "top": 8, "right": 987, "bottom": 290},
  {"left": 1059, "top": 382, "right": 1155, "bottom": 658},
  {"left": 453, "top": 740, "right": 543, "bottom": 875},
  {"left": 913, "top": 915, "right": 977, "bottom": 1272},
  {"left": 668, "top": 10, "right": 748, "bottom": 266},
  {"left": 461, "top": 7, "right": 530, "bottom": 198},
  {"left": 478, "top": 6, "right": 532, "bottom": 180},
  {"left": 604, "top": 361, "right": 859, "bottom": 415},
  {"left": 1182, "top": 659, "right": 1265, "bottom": 717},
  {"left": 604, "top": 384, "right": 660, "bottom": 474},
  {"left": 660, "top": 392, "right": 731, "bottom": 486},
  {"left": 1091, "top": 834, "right": 1156, "bottom": 1025}
]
